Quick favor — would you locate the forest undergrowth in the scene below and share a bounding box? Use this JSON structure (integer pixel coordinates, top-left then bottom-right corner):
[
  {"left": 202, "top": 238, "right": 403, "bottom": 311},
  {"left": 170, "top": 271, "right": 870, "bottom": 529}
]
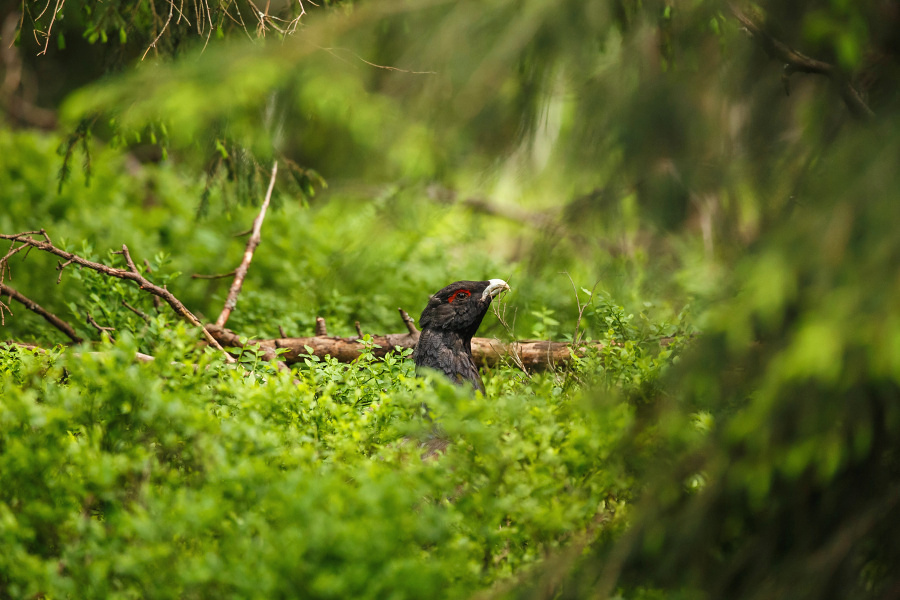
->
[{"left": 0, "top": 284, "right": 694, "bottom": 598}]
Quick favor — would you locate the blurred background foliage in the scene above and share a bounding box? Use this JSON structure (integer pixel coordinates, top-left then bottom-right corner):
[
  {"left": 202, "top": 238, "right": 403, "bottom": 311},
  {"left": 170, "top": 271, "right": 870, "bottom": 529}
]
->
[{"left": 3, "top": 0, "right": 900, "bottom": 598}]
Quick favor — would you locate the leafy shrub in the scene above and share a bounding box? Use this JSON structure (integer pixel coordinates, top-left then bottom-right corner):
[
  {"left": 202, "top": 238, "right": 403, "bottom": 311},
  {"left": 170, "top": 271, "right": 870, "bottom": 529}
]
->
[{"left": 0, "top": 308, "right": 683, "bottom": 598}]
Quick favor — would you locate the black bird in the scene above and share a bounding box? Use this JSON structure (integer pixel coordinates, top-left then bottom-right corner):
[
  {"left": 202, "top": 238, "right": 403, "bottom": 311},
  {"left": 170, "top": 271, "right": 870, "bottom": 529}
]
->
[{"left": 413, "top": 279, "right": 510, "bottom": 394}]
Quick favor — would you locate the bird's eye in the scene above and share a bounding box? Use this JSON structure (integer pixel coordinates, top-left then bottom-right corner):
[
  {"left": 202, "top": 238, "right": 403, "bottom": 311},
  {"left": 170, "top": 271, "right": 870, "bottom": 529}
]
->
[{"left": 448, "top": 289, "right": 471, "bottom": 303}]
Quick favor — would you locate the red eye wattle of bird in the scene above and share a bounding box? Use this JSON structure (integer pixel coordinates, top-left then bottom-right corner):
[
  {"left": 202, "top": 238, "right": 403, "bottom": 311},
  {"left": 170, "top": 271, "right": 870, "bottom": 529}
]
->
[
  {"left": 448, "top": 289, "right": 471, "bottom": 303},
  {"left": 412, "top": 279, "right": 510, "bottom": 395}
]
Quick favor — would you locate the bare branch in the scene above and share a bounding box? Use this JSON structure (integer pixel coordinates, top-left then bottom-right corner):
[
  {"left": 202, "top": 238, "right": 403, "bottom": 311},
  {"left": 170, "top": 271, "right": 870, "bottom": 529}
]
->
[
  {"left": 215, "top": 161, "right": 277, "bottom": 328},
  {"left": 56, "top": 258, "right": 75, "bottom": 283},
  {"left": 399, "top": 307, "right": 418, "bottom": 334},
  {"left": 36, "top": 0, "right": 66, "bottom": 56},
  {"left": 191, "top": 270, "right": 237, "bottom": 280},
  {"left": 122, "top": 300, "right": 152, "bottom": 323},
  {"left": 86, "top": 312, "right": 116, "bottom": 342},
  {"left": 0, "top": 231, "right": 235, "bottom": 363},
  {"left": 729, "top": 4, "right": 874, "bottom": 120},
  {"left": 355, "top": 321, "right": 363, "bottom": 337},
  {"left": 0, "top": 283, "right": 83, "bottom": 343},
  {"left": 142, "top": 0, "right": 175, "bottom": 60}
]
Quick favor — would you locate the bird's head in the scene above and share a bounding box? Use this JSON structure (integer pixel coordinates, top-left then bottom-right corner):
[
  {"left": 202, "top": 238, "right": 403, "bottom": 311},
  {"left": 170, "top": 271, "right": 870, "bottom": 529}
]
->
[{"left": 418, "top": 279, "right": 510, "bottom": 338}]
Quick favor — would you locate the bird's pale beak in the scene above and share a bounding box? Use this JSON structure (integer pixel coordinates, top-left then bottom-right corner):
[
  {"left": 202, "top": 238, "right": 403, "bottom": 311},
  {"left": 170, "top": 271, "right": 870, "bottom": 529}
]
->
[{"left": 482, "top": 279, "right": 510, "bottom": 300}]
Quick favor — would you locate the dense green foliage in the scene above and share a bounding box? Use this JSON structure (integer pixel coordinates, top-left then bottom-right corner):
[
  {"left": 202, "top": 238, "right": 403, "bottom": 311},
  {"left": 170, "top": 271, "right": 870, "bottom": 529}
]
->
[
  {"left": 0, "top": 325, "right": 667, "bottom": 598},
  {"left": 3, "top": 0, "right": 900, "bottom": 598}
]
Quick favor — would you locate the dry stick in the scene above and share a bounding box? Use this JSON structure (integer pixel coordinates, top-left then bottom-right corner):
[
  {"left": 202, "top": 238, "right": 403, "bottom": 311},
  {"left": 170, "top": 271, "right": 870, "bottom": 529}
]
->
[
  {"left": 191, "top": 270, "right": 237, "bottom": 280},
  {"left": 1, "top": 230, "right": 49, "bottom": 286},
  {"left": 215, "top": 161, "right": 278, "bottom": 328},
  {"left": 112, "top": 244, "right": 234, "bottom": 359},
  {"left": 122, "top": 300, "right": 152, "bottom": 323},
  {"left": 729, "top": 4, "right": 874, "bottom": 120},
  {"left": 0, "top": 283, "right": 83, "bottom": 343},
  {"left": 142, "top": 0, "right": 175, "bottom": 60},
  {"left": 0, "top": 231, "right": 235, "bottom": 363},
  {"left": 86, "top": 312, "right": 116, "bottom": 342},
  {"left": 37, "top": 0, "right": 66, "bottom": 56},
  {"left": 399, "top": 308, "right": 418, "bottom": 334}
]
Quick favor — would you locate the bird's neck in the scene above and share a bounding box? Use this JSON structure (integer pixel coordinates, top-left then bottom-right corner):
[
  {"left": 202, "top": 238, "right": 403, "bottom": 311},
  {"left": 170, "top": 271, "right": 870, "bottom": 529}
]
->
[{"left": 422, "top": 328, "right": 472, "bottom": 354}]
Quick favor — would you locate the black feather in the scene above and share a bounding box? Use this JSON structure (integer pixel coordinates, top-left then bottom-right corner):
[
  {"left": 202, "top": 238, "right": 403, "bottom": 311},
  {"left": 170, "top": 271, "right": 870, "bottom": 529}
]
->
[{"left": 413, "top": 279, "right": 508, "bottom": 394}]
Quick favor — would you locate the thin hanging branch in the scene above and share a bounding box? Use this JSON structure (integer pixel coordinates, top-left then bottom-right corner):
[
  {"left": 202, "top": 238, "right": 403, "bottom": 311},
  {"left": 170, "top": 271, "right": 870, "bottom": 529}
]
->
[{"left": 215, "top": 161, "right": 278, "bottom": 328}]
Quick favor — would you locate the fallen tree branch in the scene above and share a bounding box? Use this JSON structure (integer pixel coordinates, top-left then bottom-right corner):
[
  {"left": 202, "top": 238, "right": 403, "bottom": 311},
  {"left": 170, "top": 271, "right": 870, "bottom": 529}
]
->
[
  {"left": 215, "top": 161, "right": 278, "bottom": 327},
  {"left": 205, "top": 324, "right": 676, "bottom": 371},
  {"left": 729, "top": 4, "right": 874, "bottom": 120},
  {"left": 0, "top": 283, "right": 83, "bottom": 343},
  {"left": 1, "top": 230, "right": 678, "bottom": 374},
  {"left": 0, "top": 230, "right": 235, "bottom": 363}
]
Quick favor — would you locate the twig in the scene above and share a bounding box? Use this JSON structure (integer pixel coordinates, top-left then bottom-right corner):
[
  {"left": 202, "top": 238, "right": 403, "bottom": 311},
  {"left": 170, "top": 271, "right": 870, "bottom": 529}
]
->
[
  {"left": 490, "top": 284, "right": 528, "bottom": 374},
  {"left": 0, "top": 283, "right": 83, "bottom": 343},
  {"left": 399, "top": 307, "right": 418, "bottom": 334},
  {"left": 142, "top": 0, "right": 174, "bottom": 60},
  {"left": 355, "top": 321, "right": 363, "bottom": 337},
  {"left": 729, "top": 3, "right": 874, "bottom": 120},
  {"left": 0, "top": 230, "right": 235, "bottom": 363},
  {"left": 37, "top": 0, "right": 66, "bottom": 56},
  {"left": 122, "top": 300, "right": 152, "bottom": 323},
  {"left": 563, "top": 272, "right": 600, "bottom": 348},
  {"left": 278, "top": 325, "right": 287, "bottom": 338},
  {"left": 215, "top": 161, "right": 277, "bottom": 328},
  {"left": 86, "top": 312, "right": 116, "bottom": 342},
  {"left": 316, "top": 45, "right": 436, "bottom": 74},
  {"left": 56, "top": 259, "right": 74, "bottom": 283},
  {"left": 191, "top": 270, "right": 237, "bottom": 279}
]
